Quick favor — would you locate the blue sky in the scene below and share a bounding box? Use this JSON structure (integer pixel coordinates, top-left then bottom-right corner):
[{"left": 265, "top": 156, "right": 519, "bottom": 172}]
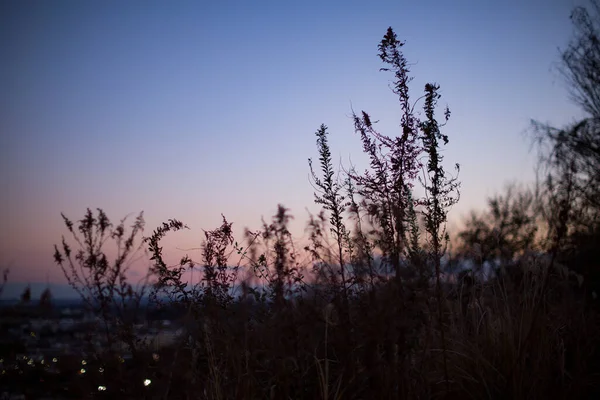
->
[{"left": 0, "top": 0, "right": 587, "bottom": 290}]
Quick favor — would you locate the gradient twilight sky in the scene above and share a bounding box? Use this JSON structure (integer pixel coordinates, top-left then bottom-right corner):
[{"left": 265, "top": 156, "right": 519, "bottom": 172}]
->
[{"left": 0, "top": 0, "right": 588, "bottom": 288}]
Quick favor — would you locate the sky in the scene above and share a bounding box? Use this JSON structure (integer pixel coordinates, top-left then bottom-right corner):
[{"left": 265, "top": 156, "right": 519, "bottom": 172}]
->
[{"left": 0, "top": 0, "right": 589, "bottom": 295}]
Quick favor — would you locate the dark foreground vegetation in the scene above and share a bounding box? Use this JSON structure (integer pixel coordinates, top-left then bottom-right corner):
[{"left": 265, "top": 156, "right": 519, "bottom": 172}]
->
[{"left": 3, "top": 2, "right": 600, "bottom": 399}]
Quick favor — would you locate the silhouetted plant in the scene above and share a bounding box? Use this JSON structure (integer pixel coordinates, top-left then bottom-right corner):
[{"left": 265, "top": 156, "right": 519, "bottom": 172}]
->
[
  {"left": 304, "top": 210, "right": 338, "bottom": 286},
  {"left": 145, "top": 217, "right": 191, "bottom": 304},
  {"left": 262, "top": 205, "right": 305, "bottom": 306},
  {"left": 418, "top": 81, "right": 460, "bottom": 395},
  {"left": 200, "top": 215, "right": 237, "bottom": 308},
  {"left": 309, "top": 123, "right": 351, "bottom": 313},
  {"left": 533, "top": 0, "right": 600, "bottom": 234},
  {"left": 53, "top": 208, "right": 149, "bottom": 354},
  {"left": 561, "top": 0, "right": 600, "bottom": 119},
  {"left": 348, "top": 27, "right": 424, "bottom": 286},
  {"left": 531, "top": 0, "right": 600, "bottom": 307},
  {"left": 345, "top": 170, "right": 377, "bottom": 290}
]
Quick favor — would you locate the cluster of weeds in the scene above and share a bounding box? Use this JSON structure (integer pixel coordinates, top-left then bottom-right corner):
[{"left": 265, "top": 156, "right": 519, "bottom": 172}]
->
[{"left": 43, "top": 10, "right": 600, "bottom": 399}]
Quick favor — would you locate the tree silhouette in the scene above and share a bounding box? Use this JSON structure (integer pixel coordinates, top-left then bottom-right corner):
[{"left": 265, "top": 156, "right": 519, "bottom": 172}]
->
[
  {"left": 456, "top": 184, "right": 539, "bottom": 275},
  {"left": 532, "top": 0, "right": 600, "bottom": 301},
  {"left": 39, "top": 287, "right": 52, "bottom": 311},
  {"left": 0, "top": 267, "right": 8, "bottom": 299},
  {"left": 20, "top": 285, "right": 31, "bottom": 305}
]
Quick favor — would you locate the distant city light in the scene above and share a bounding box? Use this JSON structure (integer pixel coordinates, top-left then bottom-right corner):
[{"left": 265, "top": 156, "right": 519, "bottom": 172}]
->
[
  {"left": 144, "top": 379, "right": 152, "bottom": 387},
  {"left": 27, "top": 359, "right": 34, "bottom": 366},
  {"left": 52, "top": 358, "right": 58, "bottom": 363},
  {"left": 81, "top": 360, "right": 87, "bottom": 365},
  {"left": 98, "top": 385, "right": 107, "bottom": 391},
  {"left": 99, "top": 367, "right": 104, "bottom": 373},
  {"left": 80, "top": 368, "right": 86, "bottom": 374}
]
